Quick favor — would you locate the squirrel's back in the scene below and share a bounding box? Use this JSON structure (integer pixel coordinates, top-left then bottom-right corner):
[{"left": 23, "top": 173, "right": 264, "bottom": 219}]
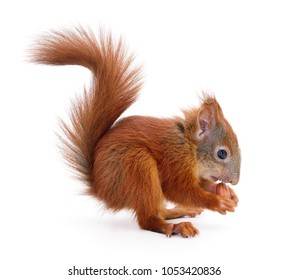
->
[{"left": 29, "top": 27, "right": 143, "bottom": 186}]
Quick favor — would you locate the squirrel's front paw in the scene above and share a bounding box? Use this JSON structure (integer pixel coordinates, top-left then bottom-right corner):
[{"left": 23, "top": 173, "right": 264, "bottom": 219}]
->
[
  {"left": 228, "top": 186, "right": 239, "bottom": 206},
  {"left": 216, "top": 183, "right": 238, "bottom": 206},
  {"left": 213, "top": 196, "right": 236, "bottom": 215}
]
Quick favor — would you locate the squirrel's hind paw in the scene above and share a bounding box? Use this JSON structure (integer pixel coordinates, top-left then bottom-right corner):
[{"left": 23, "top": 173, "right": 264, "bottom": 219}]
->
[{"left": 167, "top": 222, "right": 199, "bottom": 238}]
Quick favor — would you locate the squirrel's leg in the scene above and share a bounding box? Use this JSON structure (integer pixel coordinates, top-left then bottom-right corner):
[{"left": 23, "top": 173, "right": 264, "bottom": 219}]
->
[
  {"left": 161, "top": 206, "right": 203, "bottom": 220},
  {"left": 130, "top": 150, "right": 199, "bottom": 237}
]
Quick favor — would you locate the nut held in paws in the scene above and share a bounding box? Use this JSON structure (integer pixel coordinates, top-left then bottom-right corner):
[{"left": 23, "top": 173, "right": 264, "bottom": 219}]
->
[{"left": 216, "top": 183, "right": 230, "bottom": 198}]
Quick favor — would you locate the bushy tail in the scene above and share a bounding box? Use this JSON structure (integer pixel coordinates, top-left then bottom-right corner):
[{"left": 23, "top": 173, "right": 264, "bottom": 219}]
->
[{"left": 29, "top": 27, "right": 143, "bottom": 186}]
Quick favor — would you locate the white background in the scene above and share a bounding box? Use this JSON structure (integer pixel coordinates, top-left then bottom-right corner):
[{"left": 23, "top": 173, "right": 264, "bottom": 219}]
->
[{"left": 1, "top": 0, "right": 289, "bottom": 279}]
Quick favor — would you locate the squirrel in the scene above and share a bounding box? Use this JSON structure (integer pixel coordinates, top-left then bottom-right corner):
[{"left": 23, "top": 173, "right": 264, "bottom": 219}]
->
[{"left": 29, "top": 27, "right": 241, "bottom": 237}]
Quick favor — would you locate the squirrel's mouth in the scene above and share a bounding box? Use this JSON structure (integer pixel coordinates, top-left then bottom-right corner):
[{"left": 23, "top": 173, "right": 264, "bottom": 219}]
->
[
  {"left": 211, "top": 176, "right": 233, "bottom": 185},
  {"left": 211, "top": 176, "right": 231, "bottom": 184},
  {"left": 211, "top": 176, "right": 219, "bottom": 182}
]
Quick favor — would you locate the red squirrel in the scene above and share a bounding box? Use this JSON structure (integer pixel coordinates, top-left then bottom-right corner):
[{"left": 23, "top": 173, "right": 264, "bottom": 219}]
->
[{"left": 30, "top": 27, "right": 241, "bottom": 237}]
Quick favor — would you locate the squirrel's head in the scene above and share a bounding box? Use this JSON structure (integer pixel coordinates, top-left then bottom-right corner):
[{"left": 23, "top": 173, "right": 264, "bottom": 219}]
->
[{"left": 195, "top": 96, "right": 241, "bottom": 185}]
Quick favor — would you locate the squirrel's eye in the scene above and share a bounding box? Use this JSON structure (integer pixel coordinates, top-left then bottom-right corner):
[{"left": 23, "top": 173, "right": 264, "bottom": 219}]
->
[{"left": 217, "top": 149, "right": 227, "bottom": 160}]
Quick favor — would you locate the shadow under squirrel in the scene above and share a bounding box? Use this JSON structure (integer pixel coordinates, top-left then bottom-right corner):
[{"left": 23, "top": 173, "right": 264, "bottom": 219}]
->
[{"left": 29, "top": 27, "right": 241, "bottom": 237}]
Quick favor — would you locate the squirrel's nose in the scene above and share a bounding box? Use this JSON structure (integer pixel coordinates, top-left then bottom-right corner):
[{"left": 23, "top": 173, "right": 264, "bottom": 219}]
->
[
  {"left": 229, "top": 170, "right": 240, "bottom": 185},
  {"left": 230, "top": 177, "right": 239, "bottom": 185}
]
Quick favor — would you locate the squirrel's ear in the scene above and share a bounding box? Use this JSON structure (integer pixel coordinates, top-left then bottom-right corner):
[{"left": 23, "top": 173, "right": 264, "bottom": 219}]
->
[{"left": 197, "top": 104, "right": 217, "bottom": 139}]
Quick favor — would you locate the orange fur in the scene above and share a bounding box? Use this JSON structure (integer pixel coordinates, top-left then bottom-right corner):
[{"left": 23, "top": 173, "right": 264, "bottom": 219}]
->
[{"left": 29, "top": 27, "right": 241, "bottom": 237}]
